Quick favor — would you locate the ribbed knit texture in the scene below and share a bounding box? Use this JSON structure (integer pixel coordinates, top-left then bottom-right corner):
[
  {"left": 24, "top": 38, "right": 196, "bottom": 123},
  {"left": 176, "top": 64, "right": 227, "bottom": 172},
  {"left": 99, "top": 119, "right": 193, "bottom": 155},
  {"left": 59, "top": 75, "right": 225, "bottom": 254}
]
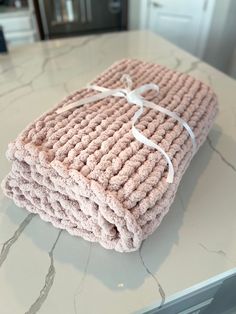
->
[{"left": 2, "top": 59, "right": 218, "bottom": 252}]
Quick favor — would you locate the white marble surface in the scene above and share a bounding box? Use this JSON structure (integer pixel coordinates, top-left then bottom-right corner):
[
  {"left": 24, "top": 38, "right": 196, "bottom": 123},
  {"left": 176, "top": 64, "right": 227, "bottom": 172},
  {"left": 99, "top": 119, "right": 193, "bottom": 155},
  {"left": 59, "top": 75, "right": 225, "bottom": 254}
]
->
[{"left": 0, "top": 31, "right": 236, "bottom": 314}]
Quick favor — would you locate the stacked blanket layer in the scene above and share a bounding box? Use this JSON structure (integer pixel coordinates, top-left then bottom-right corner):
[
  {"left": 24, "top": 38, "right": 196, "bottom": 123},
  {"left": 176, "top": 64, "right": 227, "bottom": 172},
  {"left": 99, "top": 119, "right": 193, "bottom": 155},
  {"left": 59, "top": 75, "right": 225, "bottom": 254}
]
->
[{"left": 2, "top": 59, "right": 218, "bottom": 252}]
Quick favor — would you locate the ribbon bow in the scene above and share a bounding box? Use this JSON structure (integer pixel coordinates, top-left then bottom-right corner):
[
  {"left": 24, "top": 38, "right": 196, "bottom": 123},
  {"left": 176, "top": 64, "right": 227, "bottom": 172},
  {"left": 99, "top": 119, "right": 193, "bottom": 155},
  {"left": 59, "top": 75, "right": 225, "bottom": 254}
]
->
[{"left": 56, "top": 74, "right": 196, "bottom": 183}]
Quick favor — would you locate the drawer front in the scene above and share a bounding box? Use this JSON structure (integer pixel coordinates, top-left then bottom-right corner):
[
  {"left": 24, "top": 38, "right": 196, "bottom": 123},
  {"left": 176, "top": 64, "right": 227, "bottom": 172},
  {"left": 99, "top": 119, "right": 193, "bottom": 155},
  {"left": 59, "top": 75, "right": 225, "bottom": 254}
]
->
[
  {"left": 0, "top": 16, "right": 32, "bottom": 33},
  {"left": 6, "top": 35, "right": 34, "bottom": 46},
  {"left": 5, "top": 29, "right": 35, "bottom": 46}
]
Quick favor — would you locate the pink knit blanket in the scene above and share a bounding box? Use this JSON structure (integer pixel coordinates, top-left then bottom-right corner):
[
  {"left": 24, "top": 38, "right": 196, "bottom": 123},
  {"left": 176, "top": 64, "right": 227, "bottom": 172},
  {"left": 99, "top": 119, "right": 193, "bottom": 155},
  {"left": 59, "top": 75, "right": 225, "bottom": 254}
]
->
[{"left": 2, "top": 59, "right": 218, "bottom": 252}]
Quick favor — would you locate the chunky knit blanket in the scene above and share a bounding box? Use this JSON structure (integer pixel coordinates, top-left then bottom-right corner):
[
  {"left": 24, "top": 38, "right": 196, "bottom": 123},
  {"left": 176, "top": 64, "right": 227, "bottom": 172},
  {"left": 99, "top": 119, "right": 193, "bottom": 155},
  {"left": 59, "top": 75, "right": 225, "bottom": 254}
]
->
[{"left": 2, "top": 59, "right": 218, "bottom": 252}]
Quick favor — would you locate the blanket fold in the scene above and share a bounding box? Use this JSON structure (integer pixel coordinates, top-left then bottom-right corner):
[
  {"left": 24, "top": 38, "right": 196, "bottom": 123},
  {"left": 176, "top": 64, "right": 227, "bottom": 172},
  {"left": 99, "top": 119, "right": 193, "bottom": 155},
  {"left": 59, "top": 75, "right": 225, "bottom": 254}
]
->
[{"left": 2, "top": 59, "right": 218, "bottom": 252}]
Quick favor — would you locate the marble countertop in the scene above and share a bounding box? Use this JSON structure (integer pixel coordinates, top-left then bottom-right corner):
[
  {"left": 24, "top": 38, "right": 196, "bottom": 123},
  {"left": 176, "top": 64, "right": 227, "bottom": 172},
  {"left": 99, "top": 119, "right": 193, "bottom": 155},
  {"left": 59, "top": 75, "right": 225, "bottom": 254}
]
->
[{"left": 0, "top": 31, "right": 236, "bottom": 314}]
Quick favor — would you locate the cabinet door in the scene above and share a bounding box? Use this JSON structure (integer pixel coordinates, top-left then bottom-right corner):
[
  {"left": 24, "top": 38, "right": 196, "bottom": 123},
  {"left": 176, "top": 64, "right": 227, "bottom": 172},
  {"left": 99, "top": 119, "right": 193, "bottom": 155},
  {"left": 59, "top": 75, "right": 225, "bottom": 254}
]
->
[{"left": 147, "top": 0, "right": 208, "bottom": 55}]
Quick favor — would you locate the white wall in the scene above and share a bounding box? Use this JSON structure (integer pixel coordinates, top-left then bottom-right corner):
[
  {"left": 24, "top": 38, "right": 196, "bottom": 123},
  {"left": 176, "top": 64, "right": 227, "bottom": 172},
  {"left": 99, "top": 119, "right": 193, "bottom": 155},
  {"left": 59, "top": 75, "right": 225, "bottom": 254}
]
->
[
  {"left": 203, "top": 0, "right": 236, "bottom": 73},
  {"left": 229, "top": 50, "right": 236, "bottom": 79}
]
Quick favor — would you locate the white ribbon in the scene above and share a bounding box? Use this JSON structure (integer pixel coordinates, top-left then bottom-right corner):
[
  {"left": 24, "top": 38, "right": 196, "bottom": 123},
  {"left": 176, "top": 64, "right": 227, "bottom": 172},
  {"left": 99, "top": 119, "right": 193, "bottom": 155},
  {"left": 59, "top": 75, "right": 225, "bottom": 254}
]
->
[{"left": 56, "top": 75, "right": 196, "bottom": 183}]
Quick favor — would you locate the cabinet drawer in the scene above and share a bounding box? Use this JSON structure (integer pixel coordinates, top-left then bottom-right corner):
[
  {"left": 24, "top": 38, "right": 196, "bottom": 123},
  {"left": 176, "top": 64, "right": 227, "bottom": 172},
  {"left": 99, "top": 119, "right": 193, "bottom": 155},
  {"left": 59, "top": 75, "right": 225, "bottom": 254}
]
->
[
  {"left": 0, "top": 15, "right": 32, "bottom": 32},
  {"left": 5, "top": 29, "right": 35, "bottom": 46}
]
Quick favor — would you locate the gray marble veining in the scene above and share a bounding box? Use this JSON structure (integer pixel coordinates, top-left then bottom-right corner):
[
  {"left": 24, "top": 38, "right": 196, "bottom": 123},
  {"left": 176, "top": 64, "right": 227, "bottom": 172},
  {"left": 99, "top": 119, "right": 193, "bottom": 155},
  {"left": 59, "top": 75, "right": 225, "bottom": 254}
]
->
[
  {"left": 0, "top": 31, "right": 236, "bottom": 314},
  {"left": 207, "top": 136, "right": 236, "bottom": 173},
  {"left": 139, "top": 241, "right": 166, "bottom": 308},
  {"left": 25, "top": 230, "right": 62, "bottom": 314},
  {"left": 0, "top": 213, "right": 34, "bottom": 267}
]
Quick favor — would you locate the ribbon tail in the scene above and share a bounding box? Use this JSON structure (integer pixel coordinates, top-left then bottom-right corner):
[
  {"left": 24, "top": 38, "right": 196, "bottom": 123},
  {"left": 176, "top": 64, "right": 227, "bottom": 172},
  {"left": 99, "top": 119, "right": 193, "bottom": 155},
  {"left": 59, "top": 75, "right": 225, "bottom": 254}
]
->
[
  {"left": 132, "top": 106, "right": 174, "bottom": 183},
  {"left": 144, "top": 100, "right": 197, "bottom": 154}
]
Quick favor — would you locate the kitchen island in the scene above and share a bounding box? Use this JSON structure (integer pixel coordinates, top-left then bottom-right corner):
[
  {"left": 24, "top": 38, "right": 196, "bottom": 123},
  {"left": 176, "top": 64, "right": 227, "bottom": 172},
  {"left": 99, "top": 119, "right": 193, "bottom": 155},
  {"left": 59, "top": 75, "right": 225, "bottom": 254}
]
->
[{"left": 0, "top": 31, "right": 236, "bottom": 314}]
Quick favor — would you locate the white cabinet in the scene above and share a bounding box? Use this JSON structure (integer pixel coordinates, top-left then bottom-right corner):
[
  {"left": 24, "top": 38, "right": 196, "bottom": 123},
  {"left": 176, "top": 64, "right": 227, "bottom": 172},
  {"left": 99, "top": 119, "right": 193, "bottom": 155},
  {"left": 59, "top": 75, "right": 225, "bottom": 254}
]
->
[
  {"left": 0, "top": 7, "right": 38, "bottom": 46},
  {"left": 1, "top": 14, "right": 33, "bottom": 32}
]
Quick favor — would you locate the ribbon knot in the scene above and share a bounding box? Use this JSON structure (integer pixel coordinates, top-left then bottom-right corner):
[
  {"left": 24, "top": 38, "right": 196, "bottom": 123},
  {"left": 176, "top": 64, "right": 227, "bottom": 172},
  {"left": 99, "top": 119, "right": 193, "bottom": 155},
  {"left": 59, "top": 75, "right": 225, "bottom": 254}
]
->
[{"left": 56, "top": 75, "right": 196, "bottom": 183}]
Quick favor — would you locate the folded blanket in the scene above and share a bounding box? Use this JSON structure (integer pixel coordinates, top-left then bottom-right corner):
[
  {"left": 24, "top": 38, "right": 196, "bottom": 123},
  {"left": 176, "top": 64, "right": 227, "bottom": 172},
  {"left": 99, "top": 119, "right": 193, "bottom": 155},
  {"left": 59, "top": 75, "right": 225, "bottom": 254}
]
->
[{"left": 2, "top": 59, "right": 218, "bottom": 252}]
